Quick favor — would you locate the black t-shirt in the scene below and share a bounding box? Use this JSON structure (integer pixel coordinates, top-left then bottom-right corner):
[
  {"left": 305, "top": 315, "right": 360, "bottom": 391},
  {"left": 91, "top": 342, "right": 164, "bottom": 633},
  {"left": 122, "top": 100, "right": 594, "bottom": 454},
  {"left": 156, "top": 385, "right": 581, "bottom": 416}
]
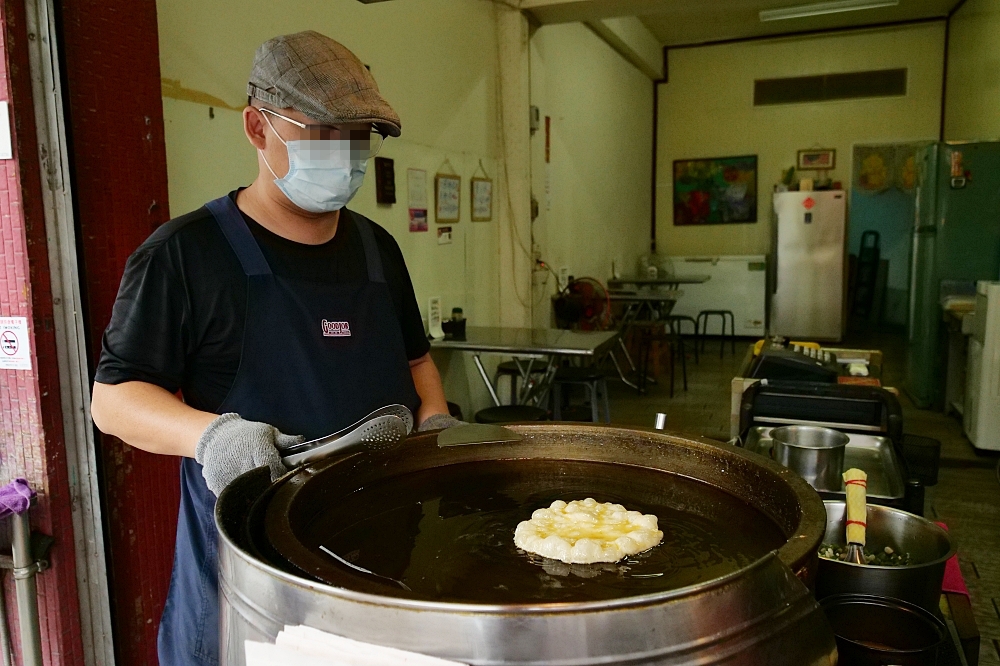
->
[{"left": 95, "top": 191, "right": 429, "bottom": 413}]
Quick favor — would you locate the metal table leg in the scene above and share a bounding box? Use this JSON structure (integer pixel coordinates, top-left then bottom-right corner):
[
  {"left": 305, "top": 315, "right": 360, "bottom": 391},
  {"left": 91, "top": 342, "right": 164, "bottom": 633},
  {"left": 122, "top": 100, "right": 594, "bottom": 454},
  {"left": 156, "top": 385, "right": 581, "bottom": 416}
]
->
[
  {"left": 514, "top": 357, "right": 536, "bottom": 405},
  {"left": 617, "top": 337, "right": 637, "bottom": 373},
  {"left": 608, "top": 348, "right": 638, "bottom": 390},
  {"left": 607, "top": 303, "right": 641, "bottom": 388},
  {"left": 522, "top": 355, "right": 558, "bottom": 408},
  {"left": 472, "top": 354, "right": 502, "bottom": 407}
]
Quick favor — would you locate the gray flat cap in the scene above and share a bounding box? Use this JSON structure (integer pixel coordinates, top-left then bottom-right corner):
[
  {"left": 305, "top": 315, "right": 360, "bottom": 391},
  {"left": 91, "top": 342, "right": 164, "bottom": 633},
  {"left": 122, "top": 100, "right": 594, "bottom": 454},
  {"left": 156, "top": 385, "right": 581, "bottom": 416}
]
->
[{"left": 248, "top": 31, "right": 401, "bottom": 137}]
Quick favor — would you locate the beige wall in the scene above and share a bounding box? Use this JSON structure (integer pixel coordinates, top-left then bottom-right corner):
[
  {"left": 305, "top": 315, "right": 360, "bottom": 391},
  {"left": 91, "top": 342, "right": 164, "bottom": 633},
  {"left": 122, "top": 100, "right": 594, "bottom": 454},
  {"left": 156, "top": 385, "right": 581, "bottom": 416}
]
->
[
  {"left": 656, "top": 23, "right": 945, "bottom": 256},
  {"left": 157, "top": 0, "right": 502, "bottom": 326},
  {"left": 156, "top": 2, "right": 654, "bottom": 416},
  {"left": 157, "top": 0, "right": 509, "bottom": 416},
  {"left": 944, "top": 0, "right": 1000, "bottom": 141},
  {"left": 530, "top": 23, "right": 653, "bottom": 326}
]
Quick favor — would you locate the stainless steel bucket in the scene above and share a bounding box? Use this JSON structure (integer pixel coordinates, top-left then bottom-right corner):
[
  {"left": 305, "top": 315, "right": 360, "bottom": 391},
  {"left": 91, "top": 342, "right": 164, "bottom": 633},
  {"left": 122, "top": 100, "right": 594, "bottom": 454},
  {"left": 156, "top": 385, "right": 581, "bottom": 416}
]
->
[
  {"left": 216, "top": 425, "right": 837, "bottom": 665},
  {"left": 771, "top": 425, "right": 849, "bottom": 491}
]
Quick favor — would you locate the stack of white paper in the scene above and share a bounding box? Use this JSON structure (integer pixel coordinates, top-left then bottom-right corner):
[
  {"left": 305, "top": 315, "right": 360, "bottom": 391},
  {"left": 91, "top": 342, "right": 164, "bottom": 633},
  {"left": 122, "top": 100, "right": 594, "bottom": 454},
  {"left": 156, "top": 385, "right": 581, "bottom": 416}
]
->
[{"left": 245, "top": 626, "right": 467, "bottom": 666}]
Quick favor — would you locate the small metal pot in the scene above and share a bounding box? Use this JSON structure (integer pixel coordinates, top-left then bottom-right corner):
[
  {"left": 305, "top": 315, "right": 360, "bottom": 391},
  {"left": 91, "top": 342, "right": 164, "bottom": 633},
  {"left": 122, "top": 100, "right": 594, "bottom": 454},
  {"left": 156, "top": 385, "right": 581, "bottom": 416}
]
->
[
  {"left": 771, "top": 425, "right": 849, "bottom": 491},
  {"left": 816, "top": 502, "right": 955, "bottom": 612},
  {"left": 821, "top": 594, "right": 946, "bottom": 665}
]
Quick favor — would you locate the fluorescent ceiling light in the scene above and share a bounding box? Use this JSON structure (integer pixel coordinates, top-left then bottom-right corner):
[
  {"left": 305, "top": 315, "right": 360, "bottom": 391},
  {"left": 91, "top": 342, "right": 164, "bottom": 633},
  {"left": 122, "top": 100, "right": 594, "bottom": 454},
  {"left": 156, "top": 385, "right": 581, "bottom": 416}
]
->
[{"left": 760, "top": 0, "right": 899, "bottom": 22}]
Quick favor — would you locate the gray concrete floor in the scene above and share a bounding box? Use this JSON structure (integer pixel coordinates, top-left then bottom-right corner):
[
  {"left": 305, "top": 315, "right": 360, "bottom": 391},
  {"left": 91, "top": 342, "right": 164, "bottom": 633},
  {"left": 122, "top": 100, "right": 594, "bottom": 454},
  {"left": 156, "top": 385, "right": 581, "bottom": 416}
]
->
[{"left": 595, "top": 329, "right": 1000, "bottom": 664}]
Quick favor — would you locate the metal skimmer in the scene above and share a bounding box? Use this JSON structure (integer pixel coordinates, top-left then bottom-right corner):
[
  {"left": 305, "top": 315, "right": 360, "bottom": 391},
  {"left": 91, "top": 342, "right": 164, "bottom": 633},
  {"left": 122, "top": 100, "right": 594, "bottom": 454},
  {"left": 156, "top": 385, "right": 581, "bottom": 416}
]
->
[{"left": 281, "top": 414, "right": 408, "bottom": 468}]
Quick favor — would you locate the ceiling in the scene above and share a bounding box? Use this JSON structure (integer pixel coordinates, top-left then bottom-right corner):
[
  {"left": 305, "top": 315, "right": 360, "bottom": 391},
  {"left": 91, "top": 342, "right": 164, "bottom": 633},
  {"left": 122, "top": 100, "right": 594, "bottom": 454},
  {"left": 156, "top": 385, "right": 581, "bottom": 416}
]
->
[{"left": 637, "top": 0, "right": 957, "bottom": 46}]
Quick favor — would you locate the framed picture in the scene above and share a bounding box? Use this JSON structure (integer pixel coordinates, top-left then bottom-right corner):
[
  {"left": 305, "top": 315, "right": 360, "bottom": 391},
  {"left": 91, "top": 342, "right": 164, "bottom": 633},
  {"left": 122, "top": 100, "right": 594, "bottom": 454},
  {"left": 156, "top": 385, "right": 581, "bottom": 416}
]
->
[
  {"left": 471, "top": 177, "right": 492, "bottom": 221},
  {"left": 798, "top": 149, "right": 836, "bottom": 171},
  {"left": 435, "top": 174, "right": 461, "bottom": 223},
  {"left": 374, "top": 156, "right": 396, "bottom": 204},
  {"left": 673, "top": 155, "right": 758, "bottom": 226}
]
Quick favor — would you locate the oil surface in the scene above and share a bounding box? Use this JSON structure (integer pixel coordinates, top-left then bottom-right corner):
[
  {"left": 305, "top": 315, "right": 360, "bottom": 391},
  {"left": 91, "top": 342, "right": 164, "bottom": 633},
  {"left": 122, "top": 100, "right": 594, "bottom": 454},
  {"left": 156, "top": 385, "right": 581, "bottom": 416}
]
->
[{"left": 301, "top": 459, "right": 787, "bottom": 603}]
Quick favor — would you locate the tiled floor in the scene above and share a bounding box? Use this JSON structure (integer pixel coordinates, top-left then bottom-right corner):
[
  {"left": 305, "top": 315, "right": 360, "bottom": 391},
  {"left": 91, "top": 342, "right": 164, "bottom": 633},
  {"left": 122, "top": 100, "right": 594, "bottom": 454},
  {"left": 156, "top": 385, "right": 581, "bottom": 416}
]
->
[{"left": 599, "top": 328, "right": 1000, "bottom": 664}]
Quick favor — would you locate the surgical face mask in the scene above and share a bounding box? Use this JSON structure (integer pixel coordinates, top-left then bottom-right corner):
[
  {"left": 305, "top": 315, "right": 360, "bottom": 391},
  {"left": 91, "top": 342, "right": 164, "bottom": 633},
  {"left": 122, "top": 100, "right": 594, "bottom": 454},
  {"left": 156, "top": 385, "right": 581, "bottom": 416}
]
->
[{"left": 259, "top": 113, "right": 367, "bottom": 213}]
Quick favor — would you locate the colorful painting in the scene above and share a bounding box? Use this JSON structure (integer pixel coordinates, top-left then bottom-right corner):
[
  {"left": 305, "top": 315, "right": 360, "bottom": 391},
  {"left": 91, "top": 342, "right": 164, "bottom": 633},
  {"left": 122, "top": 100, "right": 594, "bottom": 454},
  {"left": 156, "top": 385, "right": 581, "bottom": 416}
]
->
[{"left": 673, "top": 155, "right": 758, "bottom": 226}]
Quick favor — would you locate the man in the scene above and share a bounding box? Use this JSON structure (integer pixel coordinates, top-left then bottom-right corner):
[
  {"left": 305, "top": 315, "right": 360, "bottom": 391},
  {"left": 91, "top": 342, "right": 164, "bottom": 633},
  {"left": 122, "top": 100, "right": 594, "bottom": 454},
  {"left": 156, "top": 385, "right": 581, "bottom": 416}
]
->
[{"left": 91, "top": 31, "right": 458, "bottom": 665}]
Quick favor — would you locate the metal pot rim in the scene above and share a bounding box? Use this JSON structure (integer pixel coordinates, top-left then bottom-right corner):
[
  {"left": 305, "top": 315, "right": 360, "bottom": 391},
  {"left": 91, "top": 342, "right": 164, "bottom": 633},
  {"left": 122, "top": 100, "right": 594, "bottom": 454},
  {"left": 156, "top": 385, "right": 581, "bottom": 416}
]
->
[
  {"left": 771, "top": 425, "right": 850, "bottom": 449},
  {"left": 219, "top": 424, "right": 827, "bottom": 612},
  {"left": 820, "top": 593, "right": 947, "bottom": 654},
  {"left": 821, "top": 500, "right": 957, "bottom": 570}
]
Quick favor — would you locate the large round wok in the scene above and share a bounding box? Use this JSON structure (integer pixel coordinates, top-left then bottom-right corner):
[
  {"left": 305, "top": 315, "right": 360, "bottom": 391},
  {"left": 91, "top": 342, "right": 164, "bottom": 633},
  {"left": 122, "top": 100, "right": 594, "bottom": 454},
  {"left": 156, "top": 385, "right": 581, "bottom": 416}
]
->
[{"left": 217, "top": 424, "right": 835, "bottom": 665}]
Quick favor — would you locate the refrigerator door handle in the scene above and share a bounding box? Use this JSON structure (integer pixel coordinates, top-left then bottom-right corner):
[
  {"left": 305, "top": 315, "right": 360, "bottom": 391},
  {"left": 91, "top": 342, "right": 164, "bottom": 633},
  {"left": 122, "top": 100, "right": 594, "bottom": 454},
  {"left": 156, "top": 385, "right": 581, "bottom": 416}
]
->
[{"left": 770, "top": 206, "right": 779, "bottom": 294}]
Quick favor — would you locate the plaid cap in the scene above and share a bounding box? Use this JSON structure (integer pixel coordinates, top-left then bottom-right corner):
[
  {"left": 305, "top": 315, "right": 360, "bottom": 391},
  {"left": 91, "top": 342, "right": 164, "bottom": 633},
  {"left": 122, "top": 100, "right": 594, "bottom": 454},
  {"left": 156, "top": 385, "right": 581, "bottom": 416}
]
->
[{"left": 247, "top": 31, "right": 401, "bottom": 137}]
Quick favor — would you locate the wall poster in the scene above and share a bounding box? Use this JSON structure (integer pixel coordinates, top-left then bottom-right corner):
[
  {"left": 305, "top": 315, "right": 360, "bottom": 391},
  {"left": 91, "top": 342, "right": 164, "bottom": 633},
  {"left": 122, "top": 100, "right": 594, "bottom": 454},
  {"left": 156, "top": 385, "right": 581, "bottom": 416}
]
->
[
  {"left": 407, "top": 168, "right": 428, "bottom": 232},
  {"left": 0, "top": 317, "right": 31, "bottom": 370}
]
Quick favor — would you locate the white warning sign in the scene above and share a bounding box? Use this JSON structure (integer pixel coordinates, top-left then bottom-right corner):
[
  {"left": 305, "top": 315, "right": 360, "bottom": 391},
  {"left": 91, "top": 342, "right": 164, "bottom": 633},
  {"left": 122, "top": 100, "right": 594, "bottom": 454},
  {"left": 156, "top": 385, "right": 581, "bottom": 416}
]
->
[{"left": 0, "top": 317, "right": 31, "bottom": 370}]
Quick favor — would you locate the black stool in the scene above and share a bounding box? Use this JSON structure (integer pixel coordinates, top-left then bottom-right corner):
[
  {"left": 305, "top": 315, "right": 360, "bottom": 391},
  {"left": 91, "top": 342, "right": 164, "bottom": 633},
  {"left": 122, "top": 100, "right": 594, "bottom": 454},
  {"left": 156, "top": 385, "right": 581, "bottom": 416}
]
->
[
  {"left": 494, "top": 360, "right": 546, "bottom": 405},
  {"left": 665, "top": 315, "right": 699, "bottom": 364},
  {"left": 475, "top": 405, "right": 548, "bottom": 424},
  {"left": 696, "top": 310, "right": 736, "bottom": 357},
  {"left": 550, "top": 366, "right": 611, "bottom": 423}
]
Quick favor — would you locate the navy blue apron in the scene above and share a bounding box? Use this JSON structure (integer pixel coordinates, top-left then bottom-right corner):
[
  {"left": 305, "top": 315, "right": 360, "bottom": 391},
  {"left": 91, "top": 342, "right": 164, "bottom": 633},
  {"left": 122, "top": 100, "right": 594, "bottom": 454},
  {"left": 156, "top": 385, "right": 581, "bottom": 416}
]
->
[{"left": 157, "top": 195, "right": 421, "bottom": 665}]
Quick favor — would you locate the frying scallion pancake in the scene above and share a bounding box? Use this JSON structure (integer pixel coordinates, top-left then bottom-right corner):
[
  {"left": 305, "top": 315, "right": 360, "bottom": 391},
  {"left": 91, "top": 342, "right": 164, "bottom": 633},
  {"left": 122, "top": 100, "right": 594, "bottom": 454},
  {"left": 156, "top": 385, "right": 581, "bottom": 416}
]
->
[{"left": 513, "top": 498, "right": 663, "bottom": 564}]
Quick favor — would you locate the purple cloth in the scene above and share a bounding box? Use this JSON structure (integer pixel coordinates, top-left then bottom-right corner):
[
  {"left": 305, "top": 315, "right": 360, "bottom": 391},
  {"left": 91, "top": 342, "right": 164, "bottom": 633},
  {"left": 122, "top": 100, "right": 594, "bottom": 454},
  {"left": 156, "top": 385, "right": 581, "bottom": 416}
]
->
[{"left": 0, "top": 479, "right": 35, "bottom": 519}]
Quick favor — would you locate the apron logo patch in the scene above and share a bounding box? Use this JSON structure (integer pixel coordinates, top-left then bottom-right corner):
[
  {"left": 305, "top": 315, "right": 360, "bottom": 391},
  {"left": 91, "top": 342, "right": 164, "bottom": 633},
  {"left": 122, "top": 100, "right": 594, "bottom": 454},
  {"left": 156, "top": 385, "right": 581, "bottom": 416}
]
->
[{"left": 321, "top": 320, "right": 351, "bottom": 337}]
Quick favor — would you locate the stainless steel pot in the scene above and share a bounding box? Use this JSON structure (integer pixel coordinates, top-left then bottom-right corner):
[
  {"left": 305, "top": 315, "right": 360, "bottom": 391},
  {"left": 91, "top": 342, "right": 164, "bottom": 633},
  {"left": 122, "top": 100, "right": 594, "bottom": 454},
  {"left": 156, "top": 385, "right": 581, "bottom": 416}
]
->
[
  {"left": 816, "top": 501, "right": 955, "bottom": 612},
  {"left": 771, "top": 425, "right": 849, "bottom": 491},
  {"left": 821, "top": 594, "right": 946, "bottom": 665},
  {"left": 216, "top": 424, "right": 837, "bottom": 665}
]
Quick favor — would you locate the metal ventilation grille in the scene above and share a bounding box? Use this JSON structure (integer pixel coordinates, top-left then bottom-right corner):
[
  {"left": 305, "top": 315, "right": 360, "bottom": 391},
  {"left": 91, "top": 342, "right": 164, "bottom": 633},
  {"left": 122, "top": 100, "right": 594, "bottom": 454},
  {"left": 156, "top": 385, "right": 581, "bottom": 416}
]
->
[{"left": 754, "top": 68, "right": 907, "bottom": 106}]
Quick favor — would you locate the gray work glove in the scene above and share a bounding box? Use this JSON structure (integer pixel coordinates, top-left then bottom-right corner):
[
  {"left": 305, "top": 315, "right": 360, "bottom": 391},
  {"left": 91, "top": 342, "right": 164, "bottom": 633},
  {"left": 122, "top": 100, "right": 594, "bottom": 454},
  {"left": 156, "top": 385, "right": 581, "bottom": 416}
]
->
[
  {"left": 417, "top": 413, "right": 466, "bottom": 432},
  {"left": 195, "top": 413, "right": 304, "bottom": 496}
]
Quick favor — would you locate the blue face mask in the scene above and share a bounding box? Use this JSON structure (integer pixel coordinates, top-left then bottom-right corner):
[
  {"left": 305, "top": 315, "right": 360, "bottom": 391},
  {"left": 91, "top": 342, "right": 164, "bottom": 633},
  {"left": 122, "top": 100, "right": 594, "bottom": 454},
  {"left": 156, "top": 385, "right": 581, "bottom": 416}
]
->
[{"left": 260, "top": 114, "right": 367, "bottom": 213}]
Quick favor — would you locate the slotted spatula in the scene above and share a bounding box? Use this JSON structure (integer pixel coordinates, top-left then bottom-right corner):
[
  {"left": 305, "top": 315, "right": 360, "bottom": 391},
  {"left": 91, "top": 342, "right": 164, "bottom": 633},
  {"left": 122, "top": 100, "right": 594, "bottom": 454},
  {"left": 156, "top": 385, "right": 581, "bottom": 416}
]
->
[{"left": 436, "top": 423, "right": 523, "bottom": 448}]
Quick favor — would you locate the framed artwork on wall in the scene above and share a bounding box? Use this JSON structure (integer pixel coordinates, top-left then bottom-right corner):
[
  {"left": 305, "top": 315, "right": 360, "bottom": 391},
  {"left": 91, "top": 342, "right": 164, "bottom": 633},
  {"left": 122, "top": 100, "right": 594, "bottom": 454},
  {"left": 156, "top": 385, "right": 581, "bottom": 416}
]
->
[
  {"left": 797, "top": 149, "right": 836, "bottom": 171},
  {"left": 435, "top": 174, "right": 461, "bottom": 223},
  {"left": 673, "top": 155, "right": 758, "bottom": 226},
  {"left": 471, "top": 177, "right": 492, "bottom": 221},
  {"left": 374, "top": 156, "right": 396, "bottom": 204}
]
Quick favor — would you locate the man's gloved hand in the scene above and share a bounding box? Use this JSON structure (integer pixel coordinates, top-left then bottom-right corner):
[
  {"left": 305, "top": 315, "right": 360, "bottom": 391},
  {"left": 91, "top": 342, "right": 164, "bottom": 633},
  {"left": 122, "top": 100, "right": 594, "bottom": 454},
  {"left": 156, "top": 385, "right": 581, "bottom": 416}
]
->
[
  {"left": 195, "top": 413, "right": 304, "bottom": 496},
  {"left": 417, "top": 413, "right": 466, "bottom": 432}
]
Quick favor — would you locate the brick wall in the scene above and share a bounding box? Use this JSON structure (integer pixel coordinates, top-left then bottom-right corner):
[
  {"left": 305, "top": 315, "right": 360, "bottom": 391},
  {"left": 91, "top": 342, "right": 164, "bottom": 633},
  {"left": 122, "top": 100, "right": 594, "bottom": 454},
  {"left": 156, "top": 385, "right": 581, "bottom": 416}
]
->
[{"left": 0, "top": 0, "right": 87, "bottom": 662}]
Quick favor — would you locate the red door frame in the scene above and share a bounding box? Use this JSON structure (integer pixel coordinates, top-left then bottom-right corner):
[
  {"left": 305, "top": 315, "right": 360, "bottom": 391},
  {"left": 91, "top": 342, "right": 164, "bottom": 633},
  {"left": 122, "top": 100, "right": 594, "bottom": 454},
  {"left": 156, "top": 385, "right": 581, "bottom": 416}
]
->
[{"left": 58, "top": 0, "right": 178, "bottom": 662}]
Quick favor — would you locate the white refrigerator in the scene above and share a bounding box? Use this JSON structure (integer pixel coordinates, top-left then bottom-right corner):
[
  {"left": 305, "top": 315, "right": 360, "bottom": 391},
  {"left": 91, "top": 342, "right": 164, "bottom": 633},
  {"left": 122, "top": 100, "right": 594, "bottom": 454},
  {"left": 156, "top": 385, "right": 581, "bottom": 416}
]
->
[
  {"left": 770, "top": 190, "right": 847, "bottom": 341},
  {"left": 964, "top": 281, "right": 1000, "bottom": 451}
]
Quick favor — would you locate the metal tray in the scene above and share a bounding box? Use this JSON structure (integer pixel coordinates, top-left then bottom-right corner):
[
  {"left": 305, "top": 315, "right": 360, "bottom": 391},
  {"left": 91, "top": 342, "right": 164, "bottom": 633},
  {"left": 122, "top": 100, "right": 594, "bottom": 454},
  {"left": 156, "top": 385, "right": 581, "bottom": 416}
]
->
[{"left": 743, "top": 427, "right": 905, "bottom": 500}]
